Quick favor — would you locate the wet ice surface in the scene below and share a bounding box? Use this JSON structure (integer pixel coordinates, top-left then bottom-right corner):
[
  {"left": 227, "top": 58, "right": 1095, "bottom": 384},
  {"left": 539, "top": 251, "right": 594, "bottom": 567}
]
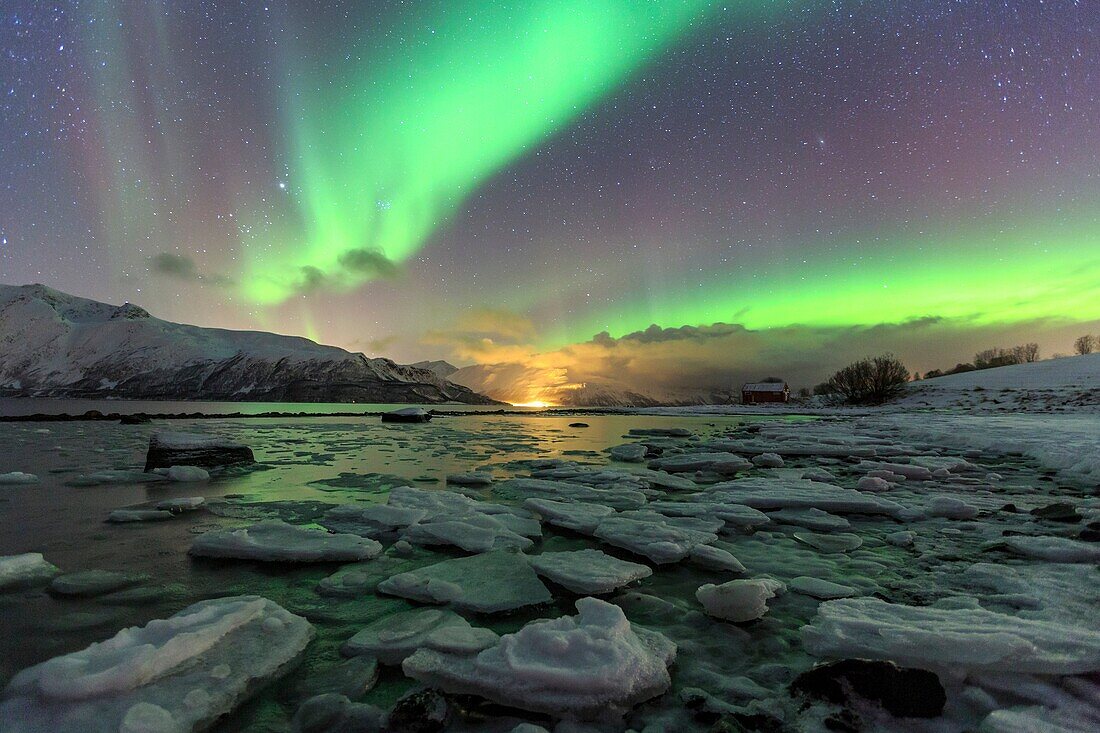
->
[{"left": 0, "top": 410, "right": 1098, "bottom": 731}]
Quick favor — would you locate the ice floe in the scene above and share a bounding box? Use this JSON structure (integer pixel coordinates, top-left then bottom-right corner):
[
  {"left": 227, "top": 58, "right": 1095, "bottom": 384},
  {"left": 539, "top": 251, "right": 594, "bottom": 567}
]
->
[
  {"left": 529, "top": 550, "right": 652, "bottom": 594},
  {"left": 190, "top": 520, "right": 382, "bottom": 562},
  {"left": 0, "top": 553, "right": 59, "bottom": 590},
  {"left": 403, "top": 597, "right": 676, "bottom": 720},
  {"left": 377, "top": 550, "right": 552, "bottom": 613},
  {"left": 696, "top": 578, "right": 785, "bottom": 623},
  {"left": 343, "top": 607, "right": 499, "bottom": 664},
  {"left": 803, "top": 597, "right": 1100, "bottom": 674},
  {"left": 0, "top": 595, "right": 312, "bottom": 733}
]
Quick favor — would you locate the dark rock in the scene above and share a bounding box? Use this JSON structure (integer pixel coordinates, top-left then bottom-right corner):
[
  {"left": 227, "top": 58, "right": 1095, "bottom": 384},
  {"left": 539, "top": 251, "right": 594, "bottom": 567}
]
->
[
  {"left": 791, "top": 659, "right": 945, "bottom": 718},
  {"left": 999, "top": 503, "right": 1018, "bottom": 513},
  {"left": 385, "top": 689, "right": 450, "bottom": 733},
  {"left": 120, "top": 413, "right": 152, "bottom": 425},
  {"left": 1030, "top": 502, "right": 1081, "bottom": 523},
  {"left": 569, "top": 422, "right": 590, "bottom": 428},
  {"left": 144, "top": 431, "right": 255, "bottom": 471}
]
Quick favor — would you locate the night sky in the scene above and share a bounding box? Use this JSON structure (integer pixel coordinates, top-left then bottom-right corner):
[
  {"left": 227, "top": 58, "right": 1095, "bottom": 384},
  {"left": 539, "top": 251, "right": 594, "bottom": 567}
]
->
[{"left": 2, "top": 1, "right": 1098, "bottom": 402}]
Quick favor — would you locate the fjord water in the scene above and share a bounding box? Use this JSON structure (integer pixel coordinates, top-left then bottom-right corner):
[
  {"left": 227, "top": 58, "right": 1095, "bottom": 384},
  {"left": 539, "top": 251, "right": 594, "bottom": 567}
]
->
[
  {"left": 0, "top": 398, "right": 540, "bottom": 417},
  {"left": 0, "top": 408, "right": 782, "bottom": 719}
]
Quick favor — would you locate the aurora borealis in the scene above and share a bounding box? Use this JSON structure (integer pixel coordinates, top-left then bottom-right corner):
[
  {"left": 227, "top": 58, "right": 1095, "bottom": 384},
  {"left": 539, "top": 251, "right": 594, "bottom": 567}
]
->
[{"left": 3, "top": 1, "right": 1099, "bottom": 403}]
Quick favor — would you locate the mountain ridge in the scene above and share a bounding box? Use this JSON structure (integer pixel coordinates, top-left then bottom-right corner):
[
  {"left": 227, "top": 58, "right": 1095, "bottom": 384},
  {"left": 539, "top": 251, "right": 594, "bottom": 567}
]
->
[{"left": 0, "top": 283, "right": 499, "bottom": 405}]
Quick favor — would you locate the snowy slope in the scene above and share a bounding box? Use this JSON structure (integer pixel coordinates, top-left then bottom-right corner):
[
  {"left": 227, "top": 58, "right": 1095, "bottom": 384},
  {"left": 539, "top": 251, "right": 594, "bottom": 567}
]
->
[
  {"left": 920, "top": 354, "right": 1100, "bottom": 390},
  {"left": 901, "top": 354, "right": 1100, "bottom": 412},
  {"left": 0, "top": 284, "right": 497, "bottom": 404}
]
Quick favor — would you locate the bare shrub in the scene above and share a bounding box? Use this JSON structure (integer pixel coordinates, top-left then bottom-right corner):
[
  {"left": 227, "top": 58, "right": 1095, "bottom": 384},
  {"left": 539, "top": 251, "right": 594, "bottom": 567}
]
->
[{"left": 826, "top": 354, "right": 910, "bottom": 405}]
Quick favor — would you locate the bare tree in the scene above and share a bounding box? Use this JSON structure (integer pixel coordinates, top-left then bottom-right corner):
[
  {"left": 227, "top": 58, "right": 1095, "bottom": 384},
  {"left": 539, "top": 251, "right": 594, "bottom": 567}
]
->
[
  {"left": 826, "top": 354, "right": 910, "bottom": 405},
  {"left": 1012, "top": 343, "right": 1040, "bottom": 363},
  {"left": 974, "top": 347, "right": 1018, "bottom": 369},
  {"left": 1075, "top": 335, "right": 1096, "bottom": 355}
]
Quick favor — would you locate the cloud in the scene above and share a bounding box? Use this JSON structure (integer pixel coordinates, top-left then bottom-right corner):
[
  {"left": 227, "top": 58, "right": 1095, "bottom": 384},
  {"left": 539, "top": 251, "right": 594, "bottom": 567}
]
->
[
  {"left": 443, "top": 315, "right": 1099, "bottom": 405},
  {"left": 150, "top": 253, "right": 233, "bottom": 286},
  {"left": 453, "top": 307, "right": 536, "bottom": 341},
  {"left": 286, "top": 248, "right": 402, "bottom": 296},
  {"left": 337, "top": 247, "right": 399, "bottom": 278}
]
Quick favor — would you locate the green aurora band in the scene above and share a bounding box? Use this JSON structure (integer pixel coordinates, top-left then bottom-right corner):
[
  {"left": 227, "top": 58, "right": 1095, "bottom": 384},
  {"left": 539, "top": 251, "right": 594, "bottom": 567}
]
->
[
  {"left": 548, "top": 204, "right": 1100, "bottom": 346},
  {"left": 243, "top": 0, "right": 734, "bottom": 303},
  {"left": 238, "top": 0, "right": 1100, "bottom": 344}
]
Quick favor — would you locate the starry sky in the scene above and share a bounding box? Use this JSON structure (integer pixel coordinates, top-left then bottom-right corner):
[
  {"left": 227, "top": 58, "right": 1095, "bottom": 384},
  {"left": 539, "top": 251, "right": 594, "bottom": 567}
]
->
[{"left": 2, "top": 1, "right": 1099, "bottom": 402}]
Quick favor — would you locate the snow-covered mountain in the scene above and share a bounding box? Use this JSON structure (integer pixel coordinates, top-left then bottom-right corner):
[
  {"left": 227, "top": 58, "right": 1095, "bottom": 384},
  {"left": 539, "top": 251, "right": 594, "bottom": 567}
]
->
[
  {"left": 409, "top": 360, "right": 459, "bottom": 379},
  {"left": 0, "top": 284, "right": 498, "bottom": 404}
]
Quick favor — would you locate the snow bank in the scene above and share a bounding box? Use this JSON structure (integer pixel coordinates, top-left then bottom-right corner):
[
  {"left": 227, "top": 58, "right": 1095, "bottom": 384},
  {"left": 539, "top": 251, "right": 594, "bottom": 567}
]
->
[
  {"left": 882, "top": 413, "right": 1100, "bottom": 480},
  {"left": 0, "top": 595, "right": 312, "bottom": 732}
]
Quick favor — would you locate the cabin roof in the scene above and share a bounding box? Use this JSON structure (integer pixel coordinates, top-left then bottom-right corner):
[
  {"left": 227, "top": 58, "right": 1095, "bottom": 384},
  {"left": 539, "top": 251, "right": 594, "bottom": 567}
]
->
[{"left": 742, "top": 382, "right": 787, "bottom": 392}]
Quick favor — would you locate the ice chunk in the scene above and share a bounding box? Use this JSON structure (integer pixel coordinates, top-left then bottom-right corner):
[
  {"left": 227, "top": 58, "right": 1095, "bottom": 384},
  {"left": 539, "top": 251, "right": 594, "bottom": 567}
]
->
[
  {"left": 751, "top": 453, "right": 784, "bottom": 468},
  {"left": 886, "top": 531, "right": 915, "bottom": 547},
  {"left": 156, "top": 497, "right": 205, "bottom": 512},
  {"left": 856, "top": 476, "right": 891, "bottom": 492},
  {"left": 688, "top": 544, "right": 746, "bottom": 573},
  {"left": 107, "top": 509, "right": 175, "bottom": 523},
  {"left": 523, "top": 498, "right": 615, "bottom": 534},
  {"left": 1002, "top": 536, "right": 1100, "bottom": 563},
  {"left": 403, "top": 514, "right": 534, "bottom": 553},
  {"left": 164, "top": 466, "right": 210, "bottom": 482},
  {"left": 858, "top": 461, "right": 933, "bottom": 481},
  {"left": 650, "top": 452, "right": 752, "bottom": 475},
  {"left": 790, "top": 577, "right": 857, "bottom": 600},
  {"left": 0, "top": 553, "right": 59, "bottom": 590},
  {"left": 343, "top": 608, "right": 498, "bottom": 664},
  {"left": 927, "top": 496, "right": 979, "bottom": 520},
  {"left": 802, "top": 598, "right": 1100, "bottom": 674},
  {"left": 190, "top": 521, "right": 382, "bottom": 563},
  {"left": 766, "top": 508, "right": 850, "bottom": 532},
  {"left": 594, "top": 513, "right": 718, "bottom": 564},
  {"left": 609, "top": 443, "right": 647, "bottom": 463},
  {"left": 402, "top": 597, "right": 676, "bottom": 720},
  {"left": 0, "top": 471, "right": 38, "bottom": 485},
  {"left": 529, "top": 550, "right": 652, "bottom": 594},
  {"left": 49, "top": 570, "right": 144, "bottom": 598},
  {"left": 377, "top": 550, "right": 551, "bottom": 614},
  {"left": 696, "top": 579, "right": 785, "bottom": 623},
  {"left": 381, "top": 407, "right": 431, "bottom": 423},
  {"left": 498, "top": 478, "right": 646, "bottom": 511},
  {"left": 0, "top": 595, "right": 312, "bottom": 733},
  {"left": 705, "top": 477, "right": 904, "bottom": 516},
  {"left": 792, "top": 532, "right": 863, "bottom": 553},
  {"left": 144, "top": 431, "right": 254, "bottom": 471},
  {"left": 446, "top": 472, "right": 494, "bottom": 486}
]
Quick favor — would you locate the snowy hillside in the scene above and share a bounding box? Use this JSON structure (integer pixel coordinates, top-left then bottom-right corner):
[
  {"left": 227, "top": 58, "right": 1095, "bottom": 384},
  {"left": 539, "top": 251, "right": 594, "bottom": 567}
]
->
[
  {"left": 0, "top": 284, "right": 497, "bottom": 404},
  {"left": 903, "top": 354, "right": 1100, "bottom": 412}
]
